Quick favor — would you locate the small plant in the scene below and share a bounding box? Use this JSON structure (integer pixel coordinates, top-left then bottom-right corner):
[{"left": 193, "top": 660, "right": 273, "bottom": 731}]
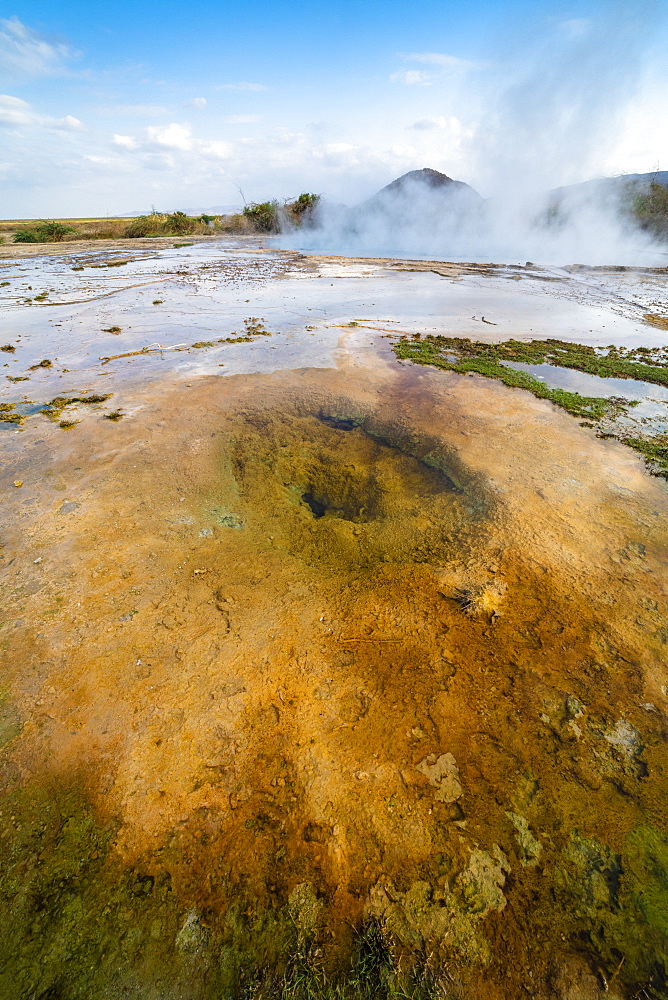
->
[
  {"left": 103, "top": 326, "right": 122, "bottom": 334},
  {"left": 0, "top": 344, "right": 15, "bottom": 353},
  {"left": 104, "top": 411, "right": 123, "bottom": 421},
  {"left": 152, "top": 299, "right": 163, "bottom": 305},
  {"left": 29, "top": 359, "right": 52, "bottom": 370}
]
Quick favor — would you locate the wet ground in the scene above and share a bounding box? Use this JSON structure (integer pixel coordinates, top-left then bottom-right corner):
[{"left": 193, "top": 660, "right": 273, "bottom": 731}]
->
[{"left": 1, "top": 238, "right": 668, "bottom": 1000}]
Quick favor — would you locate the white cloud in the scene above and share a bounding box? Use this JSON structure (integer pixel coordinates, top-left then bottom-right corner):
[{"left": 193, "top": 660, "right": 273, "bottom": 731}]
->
[
  {"left": 391, "top": 51, "right": 477, "bottom": 86},
  {"left": 401, "top": 52, "right": 475, "bottom": 71},
  {"left": 54, "top": 114, "right": 84, "bottom": 131},
  {"left": 189, "top": 97, "right": 207, "bottom": 108},
  {"left": 222, "top": 114, "right": 259, "bottom": 124},
  {"left": 390, "top": 69, "right": 436, "bottom": 86},
  {"left": 0, "top": 93, "right": 33, "bottom": 126},
  {"left": 408, "top": 116, "right": 448, "bottom": 130},
  {"left": 201, "top": 140, "right": 233, "bottom": 159},
  {"left": 146, "top": 122, "right": 193, "bottom": 150},
  {"left": 0, "top": 16, "right": 76, "bottom": 80},
  {"left": 113, "top": 133, "right": 138, "bottom": 149},
  {"left": 0, "top": 94, "right": 84, "bottom": 131},
  {"left": 143, "top": 152, "right": 175, "bottom": 171},
  {"left": 219, "top": 82, "right": 268, "bottom": 92}
]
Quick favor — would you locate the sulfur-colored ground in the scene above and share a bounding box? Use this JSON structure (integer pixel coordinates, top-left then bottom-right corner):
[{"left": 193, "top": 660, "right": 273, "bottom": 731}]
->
[{"left": 1, "top": 344, "right": 667, "bottom": 998}]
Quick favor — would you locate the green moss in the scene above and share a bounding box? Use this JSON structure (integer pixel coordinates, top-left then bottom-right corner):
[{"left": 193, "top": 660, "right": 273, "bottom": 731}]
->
[
  {"left": 0, "top": 403, "right": 25, "bottom": 426},
  {"left": 623, "top": 435, "right": 668, "bottom": 477},
  {"left": 394, "top": 340, "right": 621, "bottom": 420},
  {"left": 43, "top": 393, "right": 112, "bottom": 421},
  {"left": 393, "top": 335, "right": 668, "bottom": 389},
  {"left": 393, "top": 335, "right": 668, "bottom": 476},
  {"left": 0, "top": 780, "right": 185, "bottom": 999},
  {"left": 0, "top": 691, "right": 20, "bottom": 747},
  {"left": 0, "top": 775, "right": 449, "bottom": 999},
  {"left": 218, "top": 318, "right": 274, "bottom": 345},
  {"left": 625, "top": 826, "right": 668, "bottom": 936},
  {"left": 552, "top": 828, "right": 668, "bottom": 992}
]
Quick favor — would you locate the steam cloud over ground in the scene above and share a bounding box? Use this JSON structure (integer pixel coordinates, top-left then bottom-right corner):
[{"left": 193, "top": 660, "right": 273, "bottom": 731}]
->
[{"left": 289, "top": 168, "right": 667, "bottom": 266}]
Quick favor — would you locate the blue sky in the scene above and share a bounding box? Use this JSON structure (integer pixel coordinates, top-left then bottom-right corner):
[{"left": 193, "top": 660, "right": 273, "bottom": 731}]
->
[{"left": 1, "top": 0, "right": 667, "bottom": 216}]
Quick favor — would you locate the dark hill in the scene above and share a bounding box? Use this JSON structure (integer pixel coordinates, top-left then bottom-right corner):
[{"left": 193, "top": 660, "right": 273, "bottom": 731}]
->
[
  {"left": 362, "top": 168, "right": 483, "bottom": 210},
  {"left": 350, "top": 168, "right": 484, "bottom": 243}
]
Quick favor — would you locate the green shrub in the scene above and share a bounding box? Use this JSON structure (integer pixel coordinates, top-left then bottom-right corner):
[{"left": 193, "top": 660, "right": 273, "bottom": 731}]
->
[
  {"left": 632, "top": 182, "right": 668, "bottom": 239},
  {"left": 124, "top": 215, "right": 162, "bottom": 238},
  {"left": 288, "top": 192, "right": 320, "bottom": 224},
  {"left": 13, "top": 221, "right": 75, "bottom": 244},
  {"left": 124, "top": 211, "right": 207, "bottom": 238},
  {"left": 13, "top": 229, "right": 40, "bottom": 243},
  {"left": 243, "top": 200, "right": 281, "bottom": 233},
  {"left": 162, "top": 211, "right": 196, "bottom": 235},
  {"left": 36, "top": 221, "right": 76, "bottom": 241}
]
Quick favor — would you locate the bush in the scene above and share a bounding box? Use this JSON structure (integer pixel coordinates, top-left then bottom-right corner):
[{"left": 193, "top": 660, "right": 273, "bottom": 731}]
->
[
  {"left": 632, "top": 182, "right": 668, "bottom": 239},
  {"left": 242, "top": 200, "right": 281, "bottom": 233},
  {"left": 37, "top": 221, "right": 76, "bottom": 241},
  {"left": 288, "top": 192, "right": 320, "bottom": 224},
  {"left": 13, "top": 221, "right": 76, "bottom": 244},
  {"left": 124, "top": 215, "right": 163, "bottom": 238},
  {"left": 13, "top": 229, "right": 40, "bottom": 243},
  {"left": 124, "top": 211, "right": 210, "bottom": 238},
  {"left": 163, "top": 211, "right": 197, "bottom": 235}
]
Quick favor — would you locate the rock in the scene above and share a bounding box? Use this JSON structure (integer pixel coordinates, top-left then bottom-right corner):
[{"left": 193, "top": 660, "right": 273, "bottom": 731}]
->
[
  {"left": 176, "top": 909, "right": 209, "bottom": 955},
  {"left": 58, "top": 500, "right": 80, "bottom": 515},
  {"left": 416, "top": 752, "right": 463, "bottom": 803},
  {"left": 506, "top": 811, "right": 542, "bottom": 866}
]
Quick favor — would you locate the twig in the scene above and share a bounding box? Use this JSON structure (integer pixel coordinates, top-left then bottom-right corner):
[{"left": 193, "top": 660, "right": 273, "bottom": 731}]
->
[
  {"left": 99, "top": 342, "right": 188, "bottom": 362},
  {"left": 608, "top": 955, "right": 625, "bottom": 990}
]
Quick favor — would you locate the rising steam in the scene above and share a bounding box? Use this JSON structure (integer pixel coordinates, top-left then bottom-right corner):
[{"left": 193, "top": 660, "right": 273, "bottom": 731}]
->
[{"left": 285, "top": 3, "right": 665, "bottom": 266}]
